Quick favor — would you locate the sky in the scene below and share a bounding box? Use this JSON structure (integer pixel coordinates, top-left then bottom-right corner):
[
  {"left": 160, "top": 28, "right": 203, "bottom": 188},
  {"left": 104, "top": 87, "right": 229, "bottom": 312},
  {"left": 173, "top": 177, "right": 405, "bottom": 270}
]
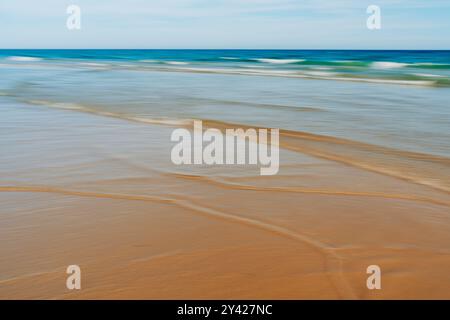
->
[{"left": 0, "top": 0, "right": 449, "bottom": 49}]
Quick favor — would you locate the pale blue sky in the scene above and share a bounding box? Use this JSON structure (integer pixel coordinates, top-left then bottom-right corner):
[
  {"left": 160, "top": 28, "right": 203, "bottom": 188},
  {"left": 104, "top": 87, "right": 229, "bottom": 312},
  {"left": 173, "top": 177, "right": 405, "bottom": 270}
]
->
[{"left": 1, "top": 0, "right": 449, "bottom": 49}]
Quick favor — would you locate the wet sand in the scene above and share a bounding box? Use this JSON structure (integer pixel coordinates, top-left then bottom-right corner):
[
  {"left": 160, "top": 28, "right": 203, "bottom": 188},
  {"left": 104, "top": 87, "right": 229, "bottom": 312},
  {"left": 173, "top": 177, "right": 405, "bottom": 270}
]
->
[{"left": 1, "top": 101, "right": 449, "bottom": 299}]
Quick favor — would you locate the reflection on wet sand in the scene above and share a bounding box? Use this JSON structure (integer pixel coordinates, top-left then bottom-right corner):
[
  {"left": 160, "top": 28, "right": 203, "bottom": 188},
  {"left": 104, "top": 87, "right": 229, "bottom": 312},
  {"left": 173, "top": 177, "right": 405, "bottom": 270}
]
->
[{"left": 1, "top": 101, "right": 449, "bottom": 299}]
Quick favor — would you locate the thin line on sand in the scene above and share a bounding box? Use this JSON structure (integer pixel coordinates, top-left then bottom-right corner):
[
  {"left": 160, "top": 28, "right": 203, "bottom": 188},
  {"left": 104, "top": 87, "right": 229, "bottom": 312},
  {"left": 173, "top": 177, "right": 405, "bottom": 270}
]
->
[{"left": 0, "top": 184, "right": 357, "bottom": 298}]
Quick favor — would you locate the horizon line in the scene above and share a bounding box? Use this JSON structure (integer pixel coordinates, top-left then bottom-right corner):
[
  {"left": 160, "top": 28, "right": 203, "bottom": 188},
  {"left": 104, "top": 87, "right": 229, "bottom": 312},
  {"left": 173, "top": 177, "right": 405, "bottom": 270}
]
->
[{"left": 1, "top": 48, "right": 450, "bottom": 51}]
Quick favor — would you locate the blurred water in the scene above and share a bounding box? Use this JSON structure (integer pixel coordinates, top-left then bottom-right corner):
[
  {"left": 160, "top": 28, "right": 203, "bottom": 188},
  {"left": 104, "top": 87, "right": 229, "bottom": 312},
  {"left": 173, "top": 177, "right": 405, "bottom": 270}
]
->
[{"left": 0, "top": 49, "right": 449, "bottom": 159}]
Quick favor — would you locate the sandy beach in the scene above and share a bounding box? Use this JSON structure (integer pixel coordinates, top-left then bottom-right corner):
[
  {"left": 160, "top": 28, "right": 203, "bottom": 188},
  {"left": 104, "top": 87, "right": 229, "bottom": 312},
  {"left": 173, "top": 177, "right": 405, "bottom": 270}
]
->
[
  {"left": 1, "top": 95, "right": 449, "bottom": 299},
  {"left": 2, "top": 0, "right": 450, "bottom": 308}
]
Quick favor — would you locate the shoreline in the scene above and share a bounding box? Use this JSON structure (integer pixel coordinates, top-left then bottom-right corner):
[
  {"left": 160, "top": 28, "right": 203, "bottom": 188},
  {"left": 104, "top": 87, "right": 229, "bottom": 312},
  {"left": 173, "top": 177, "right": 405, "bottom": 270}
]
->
[{"left": 1, "top": 101, "right": 449, "bottom": 299}]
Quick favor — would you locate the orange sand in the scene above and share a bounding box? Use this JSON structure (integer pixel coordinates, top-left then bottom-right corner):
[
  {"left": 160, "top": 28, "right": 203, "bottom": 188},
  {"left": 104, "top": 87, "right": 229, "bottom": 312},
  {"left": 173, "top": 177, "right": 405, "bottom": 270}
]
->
[{"left": 0, "top": 103, "right": 449, "bottom": 299}]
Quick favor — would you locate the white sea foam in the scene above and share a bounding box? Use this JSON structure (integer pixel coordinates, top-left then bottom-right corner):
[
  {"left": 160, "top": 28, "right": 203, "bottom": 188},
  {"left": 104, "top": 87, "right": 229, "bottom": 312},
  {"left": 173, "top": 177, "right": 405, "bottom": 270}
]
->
[
  {"left": 6, "top": 56, "right": 42, "bottom": 62},
  {"left": 255, "top": 58, "right": 304, "bottom": 64},
  {"left": 412, "top": 73, "right": 445, "bottom": 78},
  {"left": 303, "top": 71, "right": 337, "bottom": 77},
  {"left": 154, "top": 66, "right": 436, "bottom": 86},
  {"left": 371, "top": 61, "right": 408, "bottom": 69},
  {"left": 412, "top": 62, "right": 446, "bottom": 67},
  {"left": 165, "top": 61, "right": 189, "bottom": 65}
]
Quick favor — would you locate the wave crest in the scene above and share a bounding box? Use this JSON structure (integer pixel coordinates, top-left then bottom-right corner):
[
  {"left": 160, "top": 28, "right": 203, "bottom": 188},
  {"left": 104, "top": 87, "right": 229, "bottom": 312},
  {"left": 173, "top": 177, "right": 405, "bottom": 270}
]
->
[
  {"left": 371, "top": 61, "right": 408, "bottom": 69},
  {"left": 254, "top": 58, "right": 305, "bottom": 64},
  {"left": 6, "top": 56, "right": 42, "bottom": 62}
]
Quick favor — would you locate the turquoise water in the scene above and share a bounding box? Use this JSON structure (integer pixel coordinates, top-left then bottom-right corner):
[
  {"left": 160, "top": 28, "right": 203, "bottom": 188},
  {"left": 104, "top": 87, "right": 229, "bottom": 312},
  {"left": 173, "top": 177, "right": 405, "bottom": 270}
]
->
[
  {"left": 1, "top": 49, "right": 450, "bottom": 86},
  {"left": 0, "top": 49, "right": 449, "bottom": 158}
]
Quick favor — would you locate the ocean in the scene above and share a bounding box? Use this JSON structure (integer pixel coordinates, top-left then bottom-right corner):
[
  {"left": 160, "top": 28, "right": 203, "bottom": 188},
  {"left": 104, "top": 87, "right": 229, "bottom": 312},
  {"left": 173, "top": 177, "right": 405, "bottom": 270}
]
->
[
  {"left": 1, "top": 49, "right": 450, "bottom": 299},
  {"left": 0, "top": 49, "right": 449, "bottom": 190}
]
